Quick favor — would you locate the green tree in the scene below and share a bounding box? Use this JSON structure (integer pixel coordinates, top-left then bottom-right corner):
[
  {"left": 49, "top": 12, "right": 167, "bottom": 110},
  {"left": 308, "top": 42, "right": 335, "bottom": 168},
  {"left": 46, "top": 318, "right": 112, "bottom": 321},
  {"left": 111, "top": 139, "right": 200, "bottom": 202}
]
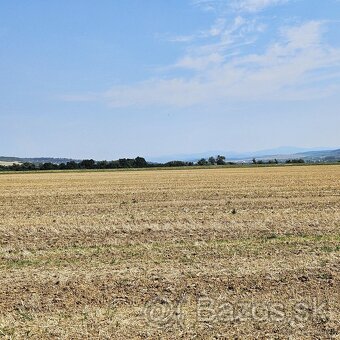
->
[
  {"left": 65, "top": 161, "right": 79, "bottom": 169},
  {"left": 216, "top": 155, "right": 226, "bottom": 165},
  {"left": 80, "top": 159, "right": 95, "bottom": 169},
  {"left": 197, "top": 158, "right": 208, "bottom": 166},
  {"left": 208, "top": 156, "right": 216, "bottom": 165},
  {"left": 134, "top": 157, "right": 148, "bottom": 168},
  {"left": 40, "top": 162, "right": 57, "bottom": 170},
  {"left": 96, "top": 161, "right": 109, "bottom": 169}
]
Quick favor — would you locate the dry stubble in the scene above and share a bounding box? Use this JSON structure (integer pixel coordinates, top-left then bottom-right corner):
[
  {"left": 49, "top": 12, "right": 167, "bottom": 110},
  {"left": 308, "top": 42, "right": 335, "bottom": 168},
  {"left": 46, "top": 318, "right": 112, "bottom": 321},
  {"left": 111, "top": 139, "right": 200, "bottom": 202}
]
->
[{"left": 0, "top": 165, "right": 339, "bottom": 338}]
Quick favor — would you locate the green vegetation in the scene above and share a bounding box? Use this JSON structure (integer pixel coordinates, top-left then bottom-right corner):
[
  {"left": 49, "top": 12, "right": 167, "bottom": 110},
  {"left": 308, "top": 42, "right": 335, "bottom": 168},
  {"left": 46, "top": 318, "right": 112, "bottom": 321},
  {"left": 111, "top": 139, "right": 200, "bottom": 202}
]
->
[
  {"left": 2, "top": 154, "right": 339, "bottom": 173},
  {"left": 0, "top": 155, "right": 229, "bottom": 172},
  {"left": 285, "top": 158, "right": 305, "bottom": 164},
  {"left": 0, "top": 157, "right": 151, "bottom": 172}
]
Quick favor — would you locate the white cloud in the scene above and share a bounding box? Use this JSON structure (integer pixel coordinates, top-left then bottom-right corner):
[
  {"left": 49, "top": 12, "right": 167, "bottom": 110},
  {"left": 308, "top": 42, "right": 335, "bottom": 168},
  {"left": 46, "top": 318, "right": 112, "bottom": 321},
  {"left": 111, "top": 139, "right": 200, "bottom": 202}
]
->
[
  {"left": 93, "top": 22, "right": 340, "bottom": 107},
  {"left": 167, "top": 34, "right": 196, "bottom": 43},
  {"left": 282, "top": 21, "right": 323, "bottom": 48},
  {"left": 193, "top": 0, "right": 289, "bottom": 12},
  {"left": 191, "top": 0, "right": 226, "bottom": 12},
  {"left": 175, "top": 53, "right": 224, "bottom": 70},
  {"left": 170, "top": 15, "right": 257, "bottom": 70},
  {"left": 63, "top": 2, "right": 340, "bottom": 109},
  {"left": 232, "top": 0, "right": 288, "bottom": 12}
]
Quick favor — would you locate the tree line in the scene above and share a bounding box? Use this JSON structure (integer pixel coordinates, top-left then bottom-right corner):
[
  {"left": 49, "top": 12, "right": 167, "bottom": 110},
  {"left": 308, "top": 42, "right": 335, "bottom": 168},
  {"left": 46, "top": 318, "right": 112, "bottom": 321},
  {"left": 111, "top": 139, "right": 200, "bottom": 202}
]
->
[
  {"left": 0, "top": 155, "right": 230, "bottom": 171},
  {"left": 0, "top": 155, "right": 307, "bottom": 172},
  {"left": 0, "top": 157, "right": 149, "bottom": 171},
  {"left": 252, "top": 158, "right": 305, "bottom": 164}
]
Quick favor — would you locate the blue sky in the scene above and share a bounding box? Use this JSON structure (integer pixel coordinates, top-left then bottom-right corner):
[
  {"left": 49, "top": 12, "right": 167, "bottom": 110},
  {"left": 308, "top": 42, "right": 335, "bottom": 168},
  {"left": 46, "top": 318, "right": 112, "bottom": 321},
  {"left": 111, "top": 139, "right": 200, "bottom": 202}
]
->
[{"left": 1, "top": 0, "right": 340, "bottom": 159}]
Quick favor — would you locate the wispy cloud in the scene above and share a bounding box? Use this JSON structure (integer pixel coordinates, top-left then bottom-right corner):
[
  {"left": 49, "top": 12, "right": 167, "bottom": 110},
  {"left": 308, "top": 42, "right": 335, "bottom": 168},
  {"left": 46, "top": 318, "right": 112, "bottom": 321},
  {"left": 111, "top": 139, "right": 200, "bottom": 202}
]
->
[
  {"left": 63, "top": 1, "right": 340, "bottom": 108},
  {"left": 191, "top": 0, "right": 226, "bottom": 12},
  {"left": 171, "top": 14, "right": 264, "bottom": 71},
  {"left": 193, "top": 0, "right": 289, "bottom": 12},
  {"left": 232, "top": 0, "right": 289, "bottom": 12}
]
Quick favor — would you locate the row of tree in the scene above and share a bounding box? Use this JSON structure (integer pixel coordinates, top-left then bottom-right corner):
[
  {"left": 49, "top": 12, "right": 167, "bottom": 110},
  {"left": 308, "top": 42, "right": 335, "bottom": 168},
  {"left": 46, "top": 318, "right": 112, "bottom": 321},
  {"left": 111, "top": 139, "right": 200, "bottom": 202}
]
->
[
  {"left": 0, "top": 155, "right": 307, "bottom": 172},
  {"left": 0, "top": 157, "right": 149, "bottom": 171},
  {"left": 0, "top": 157, "right": 197, "bottom": 171},
  {"left": 252, "top": 158, "right": 305, "bottom": 164},
  {"left": 197, "top": 155, "right": 227, "bottom": 166},
  {"left": 285, "top": 159, "right": 305, "bottom": 164},
  {"left": 0, "top": 155, "right": 231, "bottom": 172}
]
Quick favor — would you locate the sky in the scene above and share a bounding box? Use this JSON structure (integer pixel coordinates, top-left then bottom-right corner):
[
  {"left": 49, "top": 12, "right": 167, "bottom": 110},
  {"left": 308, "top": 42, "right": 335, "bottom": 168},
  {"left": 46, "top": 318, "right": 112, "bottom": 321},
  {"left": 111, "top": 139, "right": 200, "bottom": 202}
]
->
[{"left": 1, "top": 0, "right": 340, "bottom": 160}]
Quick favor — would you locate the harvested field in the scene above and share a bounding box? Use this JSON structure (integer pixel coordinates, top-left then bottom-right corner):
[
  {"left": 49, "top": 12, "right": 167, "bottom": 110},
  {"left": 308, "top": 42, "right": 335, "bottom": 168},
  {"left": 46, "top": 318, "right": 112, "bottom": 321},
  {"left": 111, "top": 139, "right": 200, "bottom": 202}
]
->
[{"left": 0, "top": 165, "right": 339, "bottom": 338}]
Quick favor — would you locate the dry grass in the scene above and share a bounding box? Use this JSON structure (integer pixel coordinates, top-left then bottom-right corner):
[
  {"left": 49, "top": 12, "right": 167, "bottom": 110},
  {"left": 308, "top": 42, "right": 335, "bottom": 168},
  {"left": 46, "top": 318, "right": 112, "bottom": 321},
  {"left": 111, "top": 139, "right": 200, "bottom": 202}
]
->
[{"left": 0, "top": 165, "right": 339, "bottom": 339}]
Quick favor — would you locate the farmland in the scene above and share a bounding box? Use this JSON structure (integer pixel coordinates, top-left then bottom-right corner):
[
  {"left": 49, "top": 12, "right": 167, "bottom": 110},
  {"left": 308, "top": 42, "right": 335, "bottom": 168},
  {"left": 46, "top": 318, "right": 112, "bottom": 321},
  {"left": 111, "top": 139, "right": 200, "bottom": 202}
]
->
[{"left": 0, "top": 165, "right": 339, "bottom": 338}]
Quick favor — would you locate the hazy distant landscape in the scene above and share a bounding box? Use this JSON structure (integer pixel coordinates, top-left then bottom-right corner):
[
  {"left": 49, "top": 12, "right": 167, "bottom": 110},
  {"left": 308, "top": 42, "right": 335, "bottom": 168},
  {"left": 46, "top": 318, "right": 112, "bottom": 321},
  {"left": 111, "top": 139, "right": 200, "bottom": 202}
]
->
[
  {"left": 1, "top": 147, "right": 340, "bottom": 167},
  {"left": 147, "top": 147, "right": 340, "bottom": 163}
]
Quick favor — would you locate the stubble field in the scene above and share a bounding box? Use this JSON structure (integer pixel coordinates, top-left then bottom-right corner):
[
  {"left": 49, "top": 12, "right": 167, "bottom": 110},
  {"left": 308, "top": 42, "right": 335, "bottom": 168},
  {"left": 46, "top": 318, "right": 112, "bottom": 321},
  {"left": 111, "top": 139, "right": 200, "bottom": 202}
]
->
[{"left": 0, "top": 165, "right": 339, "bottom": 339}]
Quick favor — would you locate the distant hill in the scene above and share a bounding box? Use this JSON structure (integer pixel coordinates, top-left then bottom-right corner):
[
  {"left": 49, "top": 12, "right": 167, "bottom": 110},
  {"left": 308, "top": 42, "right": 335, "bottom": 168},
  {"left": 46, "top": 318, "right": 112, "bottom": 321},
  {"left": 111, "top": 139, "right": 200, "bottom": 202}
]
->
[
  {"left": 231, "top": 149, "right": 340, "bottom": 163},
  {"left": 0, "top": 156, "right": 79, "bottom": 165},
  {"left": 282, "top": 149, "right": 340, "bottom": 162},
  {"left": 0, "top": 156, "right": 22, "bottom": 163},
  {"left": 0, "top": 160, "right": 21, "bottom": 166},
  {"left": 148, "top": 147, "right": 338, "bottom": 163}
]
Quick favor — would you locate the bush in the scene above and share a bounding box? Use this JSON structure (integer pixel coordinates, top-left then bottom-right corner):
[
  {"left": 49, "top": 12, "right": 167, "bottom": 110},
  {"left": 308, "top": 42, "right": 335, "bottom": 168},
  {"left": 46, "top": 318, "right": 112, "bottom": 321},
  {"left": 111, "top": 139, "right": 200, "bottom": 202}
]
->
[
  {"left": 286, "top": 159, "right": 305, "bottom": 164},
  {"left": 197, "top": 158, "right": 208, "bottom": 166}
]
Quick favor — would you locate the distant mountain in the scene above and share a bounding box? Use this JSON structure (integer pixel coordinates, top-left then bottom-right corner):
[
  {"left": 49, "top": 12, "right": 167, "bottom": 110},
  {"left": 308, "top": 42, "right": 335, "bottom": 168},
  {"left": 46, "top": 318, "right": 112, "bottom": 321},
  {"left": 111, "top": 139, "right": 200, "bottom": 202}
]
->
[
  {"left": 148, "top": 146, "right": 336, "bottom": 163},
  {"left": 0, "top": 156, "right": 22, "bottom": 163},
  {"left": 148, "top": 151, "right": 228, "bottom": 163},
  {"left": 282, "top": 149, "right": 340, "bottom": 162},
  {"left": 0, "top": 156, "right": 79, "bottom": 165},
  {"left": 231, "top": 149, "right": 340, "bottom": 163},
  {"left": 238, "top": 146, "right": 333, "bottom": 158}
]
